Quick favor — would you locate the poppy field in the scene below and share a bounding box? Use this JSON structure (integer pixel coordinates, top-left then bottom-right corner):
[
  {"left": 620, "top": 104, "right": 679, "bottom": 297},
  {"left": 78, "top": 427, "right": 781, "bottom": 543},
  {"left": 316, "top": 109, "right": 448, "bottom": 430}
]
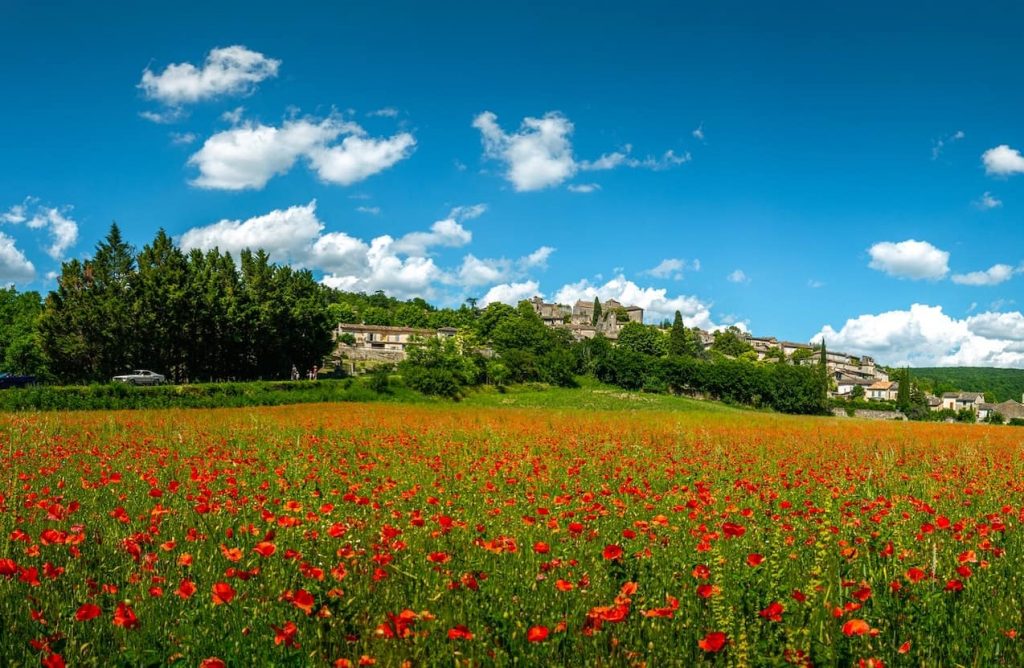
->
[{"left": 2, "top": 403, "right": 1024, "bottom": 667}]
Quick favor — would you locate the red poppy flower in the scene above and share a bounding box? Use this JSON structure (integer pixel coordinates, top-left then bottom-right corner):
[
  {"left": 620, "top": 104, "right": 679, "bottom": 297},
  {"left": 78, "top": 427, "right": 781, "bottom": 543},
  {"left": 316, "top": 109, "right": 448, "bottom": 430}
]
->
[
  {"left": 842, "top": 619, "right": 870, "bottom": 636},
  {"left": 292, "top": 589, "right": 315, "bottom": 615},
  {"left": 905, "top": 567, "right": 927, "bottom": 583},
  {"left": 448, "top": 625, "right": 474, "bottom": 640},
  {"left": 200, "top": 660, "right": 226, "bottom": 668},
  {"left": 759, "top": 601, "right": 784, "bottom": 622},
  {"left": 427, "top": 551, "right": 451, "bottom": 564},
  {"left": 602, "top": 544, "right": 624, "bottom": 560},
  {"left": 176, "top": 579, "right": 196, "bottom": 600},
  {"left": 746, "top": 553, "right": 764, "bottom": 567},
  {"left": 698, "top": 631, "right": 727, "bottom": 652},
  {"left": 75, "top": 603, "right": 102, "bottom": 622},
  {"left": 212, "top": 582, "right": 236, "bottom": 605},
  {"left": 273, "top": 621, "right": 300, "bottom": 648},
  {"left": 42, "top": 654, "right": 65, "bottom": 668},
  {"left": 253, "top": 541, "right": 276, "bottom": 557},
  {"left": 113, "top": 602, "right": 139, "bottom": 629},
  {"left": 533, "top": 542, "right": 550, "bottom": 554},
  {"left": 527, "top": 625, "right": 549, "bottom": 642}
]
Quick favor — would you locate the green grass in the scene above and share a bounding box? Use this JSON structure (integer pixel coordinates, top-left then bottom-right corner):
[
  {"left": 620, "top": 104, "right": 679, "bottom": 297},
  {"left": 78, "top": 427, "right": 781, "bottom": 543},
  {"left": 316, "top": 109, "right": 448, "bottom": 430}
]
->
[{"left": 461, "top": 377, "right": 743, "bottom": 413}]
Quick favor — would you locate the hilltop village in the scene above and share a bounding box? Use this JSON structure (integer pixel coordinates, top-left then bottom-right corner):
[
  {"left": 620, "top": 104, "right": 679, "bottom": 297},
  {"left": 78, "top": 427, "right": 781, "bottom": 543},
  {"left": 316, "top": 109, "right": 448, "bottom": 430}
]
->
[{"left": 333, "top": 296, "right": 1024, "bottom": 422}]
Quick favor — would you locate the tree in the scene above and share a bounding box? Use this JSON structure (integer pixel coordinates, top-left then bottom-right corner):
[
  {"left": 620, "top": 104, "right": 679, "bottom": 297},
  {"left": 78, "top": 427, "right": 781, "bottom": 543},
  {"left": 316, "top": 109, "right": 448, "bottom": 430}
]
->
[
  {"left": 850, "top": 384, "right": 866, "bottom": 400},
  {"left": 710, "top": 327, "right": 753, "bottom": 357},
  {"left": 617, "top": 322, "right": 667, "bottom": 357},
  {"left": 0, "top": 288, "right": 47, "bottom": 378},
  {"left": 895, "top": 367, "right": 911, "bottom": 412},
  {"left": 591, "top": 297, "right": 602, "bottom": 326},
  {"left": 668, "top": 311, "right": 691, "bottom": 357}
]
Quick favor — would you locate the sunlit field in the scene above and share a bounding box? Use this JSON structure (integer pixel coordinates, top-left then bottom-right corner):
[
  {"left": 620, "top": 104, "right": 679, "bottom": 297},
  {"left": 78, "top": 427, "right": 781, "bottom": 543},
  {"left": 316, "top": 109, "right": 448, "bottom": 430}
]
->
[{"left": 2, "top": 403, "right": 1023, "bottom": 666}]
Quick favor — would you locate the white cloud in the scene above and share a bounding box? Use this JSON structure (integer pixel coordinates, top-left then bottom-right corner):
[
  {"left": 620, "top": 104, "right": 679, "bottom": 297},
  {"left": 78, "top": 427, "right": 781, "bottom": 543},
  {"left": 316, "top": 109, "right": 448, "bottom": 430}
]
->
[
  {"left": 307, "top": 132, "right": 417, "bottom": 186},
  {"left": 580, "top": 151, "right": 628, "bottom": 171},
  {"left": 448, "top": 204, "right": 487, "bottom": 221},
  {"left": 643, "top": 258, "right": 687, "bottom": 280},
  {"left": 1, "top": 203, "right": 27, "bottom": 224},
  {"left": 692, "top": 123, "right": 705, "bottom": 141},
  {"left": 523, "top": 246, "right": 555, "bottom": 268},
  {"left": 0, "top": 232, "right": 35, "bottom": 282},
  {"left": 867, "top": 239, "right": 950, "bottom": 280},
  {"left": 976, "top": 191, "right": 1002, "bottom": 209},
  {"left": 188, "top": 115, "right": 415, "bottom": 190},
  {"left": 967, "top": 311, "right": 1024, "bottom": 341},
  {"left": 567, "top": 183, "right": 601, "bottom": 194},
  {"left": 368, "top": 107, "right": 399, "bottom": 118},
  {"left": 139, "top": 45, "right": 280, "bottom": 107},
  {"left": 221, "top": 106, "right": 245, "bottom": 124},
  {"left": 983, "top": 145, "right": 1024, "bottom": 176},
  {"left": 727, "top": 269, "right": 749, "bottom": 284},
  {"left": 179, "top": 201, "right": 324, "bottom": 264},
  {"left": 951, "top": 263, "right": 1018, "bottom": 286},
  {"left": 177, "top": 201, "right": 535, "bottom": 301},
  {"left": 457, "top": 245, "right": 555, "bottom": 287},
  {"left": 481, "top": 281, "right": 541, "bottom": 306},
  {"left": 815, "top": 303, "right": 1024, "bottom": 368},
  {"left": 552, "top": 274, "right": 732, "bottom": 329},
  {"left": 473, "top": 110, "right": 689, "bottom": 192},
  {"left": 807, "top": 279, "right": 825, "bottom": 288},
  {"left": 931, "top": 130, "right": 964, "bottom": 160},
  {"left": 355, "top": 206, "right": 381, "bottom": 215},
  {"left": 3, "top": 198, "right": 78, "bottom": 261},
  {"left": 473, "top": 111, "right": 577, "bottom": 191}
]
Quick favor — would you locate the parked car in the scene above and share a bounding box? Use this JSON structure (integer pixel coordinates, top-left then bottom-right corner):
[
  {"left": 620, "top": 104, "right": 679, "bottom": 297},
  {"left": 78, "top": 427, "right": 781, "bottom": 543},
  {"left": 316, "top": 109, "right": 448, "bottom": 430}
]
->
[
  {"left": 112, "top": 370, "right": 166, "bottom": 386},
  {"left": 0, "top": 372, "right": 35, "bottom": 389}
]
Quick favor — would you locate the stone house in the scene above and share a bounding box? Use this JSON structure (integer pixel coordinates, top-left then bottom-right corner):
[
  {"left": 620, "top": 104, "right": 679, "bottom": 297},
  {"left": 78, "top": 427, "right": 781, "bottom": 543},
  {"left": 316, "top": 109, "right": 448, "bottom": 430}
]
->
[
  {"left": 940, "top": 392, "right": 985, "bottom": 412},
  {"left": 866, "top": 380, "right": 899, "bottom": 402},
  {"left": 334, "top": 323, "right": 456, "bottom": 362}
]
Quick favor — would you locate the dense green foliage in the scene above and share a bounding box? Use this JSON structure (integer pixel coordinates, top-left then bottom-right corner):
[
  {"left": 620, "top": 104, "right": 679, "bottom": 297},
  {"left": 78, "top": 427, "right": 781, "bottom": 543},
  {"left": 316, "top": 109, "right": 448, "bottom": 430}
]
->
[
  {"left": 0, "top": 287, "right": 47, "bottom": 379},
  {"left": 36, "top": 225, "right": 334, "bottom": 383},
  {"left": 0, "top": 378, "right": 427, "bottom": 411},
  {"left": 910, "top": 367, "right": 1024, "bottom": 403}
]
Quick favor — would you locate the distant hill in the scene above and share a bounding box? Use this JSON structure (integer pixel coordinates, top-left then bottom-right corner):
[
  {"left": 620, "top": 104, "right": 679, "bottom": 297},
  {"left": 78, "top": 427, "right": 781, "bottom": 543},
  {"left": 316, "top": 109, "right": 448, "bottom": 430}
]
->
[{"left": 909, "top": 367, "right": 1024, "bottom": 403}]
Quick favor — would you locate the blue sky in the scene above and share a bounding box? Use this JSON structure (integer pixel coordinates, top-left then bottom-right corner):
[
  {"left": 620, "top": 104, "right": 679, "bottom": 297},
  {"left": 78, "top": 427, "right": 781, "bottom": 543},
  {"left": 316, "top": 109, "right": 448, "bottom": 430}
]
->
[{"left": 2, "top": 1, "right": 1024, "bottom": 367}]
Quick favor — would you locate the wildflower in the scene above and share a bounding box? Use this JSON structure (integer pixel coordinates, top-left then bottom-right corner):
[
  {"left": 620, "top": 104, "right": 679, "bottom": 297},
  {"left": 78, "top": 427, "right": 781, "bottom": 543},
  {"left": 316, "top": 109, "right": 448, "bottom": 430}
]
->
[{"left": 698, "top": 631, "right": 727, "bottom": 652}]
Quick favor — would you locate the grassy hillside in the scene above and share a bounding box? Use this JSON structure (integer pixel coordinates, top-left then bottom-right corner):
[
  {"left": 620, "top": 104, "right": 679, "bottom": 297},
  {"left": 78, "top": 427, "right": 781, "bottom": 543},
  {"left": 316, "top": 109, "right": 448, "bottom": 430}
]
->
[{"left": 911, "top": 367, "right": 1024, "bottom": 403}]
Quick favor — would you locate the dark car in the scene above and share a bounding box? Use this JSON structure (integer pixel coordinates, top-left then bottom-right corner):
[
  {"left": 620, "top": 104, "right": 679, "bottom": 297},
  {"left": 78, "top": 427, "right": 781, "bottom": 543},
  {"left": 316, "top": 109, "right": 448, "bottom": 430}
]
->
[{"left": 0, "top": 372, "right": 35, "bottom": 389}]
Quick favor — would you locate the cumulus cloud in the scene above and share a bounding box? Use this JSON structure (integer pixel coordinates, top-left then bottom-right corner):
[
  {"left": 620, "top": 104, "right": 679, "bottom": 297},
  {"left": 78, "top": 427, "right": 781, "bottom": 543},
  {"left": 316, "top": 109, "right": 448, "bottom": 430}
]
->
[
  {"left": 867, "top": 239, "right": 950, "bottom": 280},
  {"left": 188, "top": 115, "right": 415, "bottom": 190},
  {"left": 139, "top": 45, "right": 280, "bottom": 107},
  {"left": 457, "top": 245, "right": 555, "bottom": 287},
  {"left": 983, "top": 145, "right": 1024, "bottom": 176},
  {"left": 473, "top": 110, "right": 689, "bottom": 191},
  {"left": 815, "top": 304, "right": 1024, "bottom": 368},
  {"left": 177, "top": 202, "right": 547, "bottom": 301},
  {"left": 473, "top": 111, "right": 577, "bottom": 191},
  {"left": 0, "top": 232, "right": 36, "bottom": 282},
  {"left": 976, "top": 191, "right": 1002, "bottom": 209},
  {"left": 951, "top": 263, "right": 1019, "bottom": 286},
  {"left": 727, "top": 269, "right": 749, "bottom": 284},
  {"left": 481, "top": 280, "right": 542, "bottom": 306},
  {"left": 2, "top": 198, "right": 78, "bottom": 261},
  {"left": 643, "top": 258, "right": 688, "bottom": 280},
  {"left": 552, "top": 274, "right": 732, "bottom": 329}
]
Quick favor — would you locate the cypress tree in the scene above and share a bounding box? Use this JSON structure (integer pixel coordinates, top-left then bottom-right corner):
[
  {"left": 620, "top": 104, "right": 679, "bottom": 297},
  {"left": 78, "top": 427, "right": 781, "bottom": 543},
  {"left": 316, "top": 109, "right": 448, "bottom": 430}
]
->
[{"left": 591, "top": 297, "right": 602, "bottom": 326}]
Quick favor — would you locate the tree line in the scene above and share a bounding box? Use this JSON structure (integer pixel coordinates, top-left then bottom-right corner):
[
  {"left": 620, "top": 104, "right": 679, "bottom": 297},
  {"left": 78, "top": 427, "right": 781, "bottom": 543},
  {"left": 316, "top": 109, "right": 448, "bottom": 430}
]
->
[{"left": 4, "top": 224, "right": 334, "bottom": 383}]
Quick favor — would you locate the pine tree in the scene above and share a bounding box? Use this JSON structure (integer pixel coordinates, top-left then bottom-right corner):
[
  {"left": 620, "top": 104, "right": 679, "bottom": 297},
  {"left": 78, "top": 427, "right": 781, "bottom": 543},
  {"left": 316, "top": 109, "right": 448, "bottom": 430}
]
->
[
  {"left": 668, "top": 310, "right": 689, "bottom": 356},
  {"left": 591, "top": 297, "right": 602, "bottom": 326}
]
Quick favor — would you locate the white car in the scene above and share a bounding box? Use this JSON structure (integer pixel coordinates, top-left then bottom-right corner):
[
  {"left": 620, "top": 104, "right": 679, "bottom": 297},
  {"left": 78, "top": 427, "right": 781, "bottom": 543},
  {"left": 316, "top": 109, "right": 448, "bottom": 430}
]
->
[{"left": 112, "top": 370, "right": 166, "bottom": 386}]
